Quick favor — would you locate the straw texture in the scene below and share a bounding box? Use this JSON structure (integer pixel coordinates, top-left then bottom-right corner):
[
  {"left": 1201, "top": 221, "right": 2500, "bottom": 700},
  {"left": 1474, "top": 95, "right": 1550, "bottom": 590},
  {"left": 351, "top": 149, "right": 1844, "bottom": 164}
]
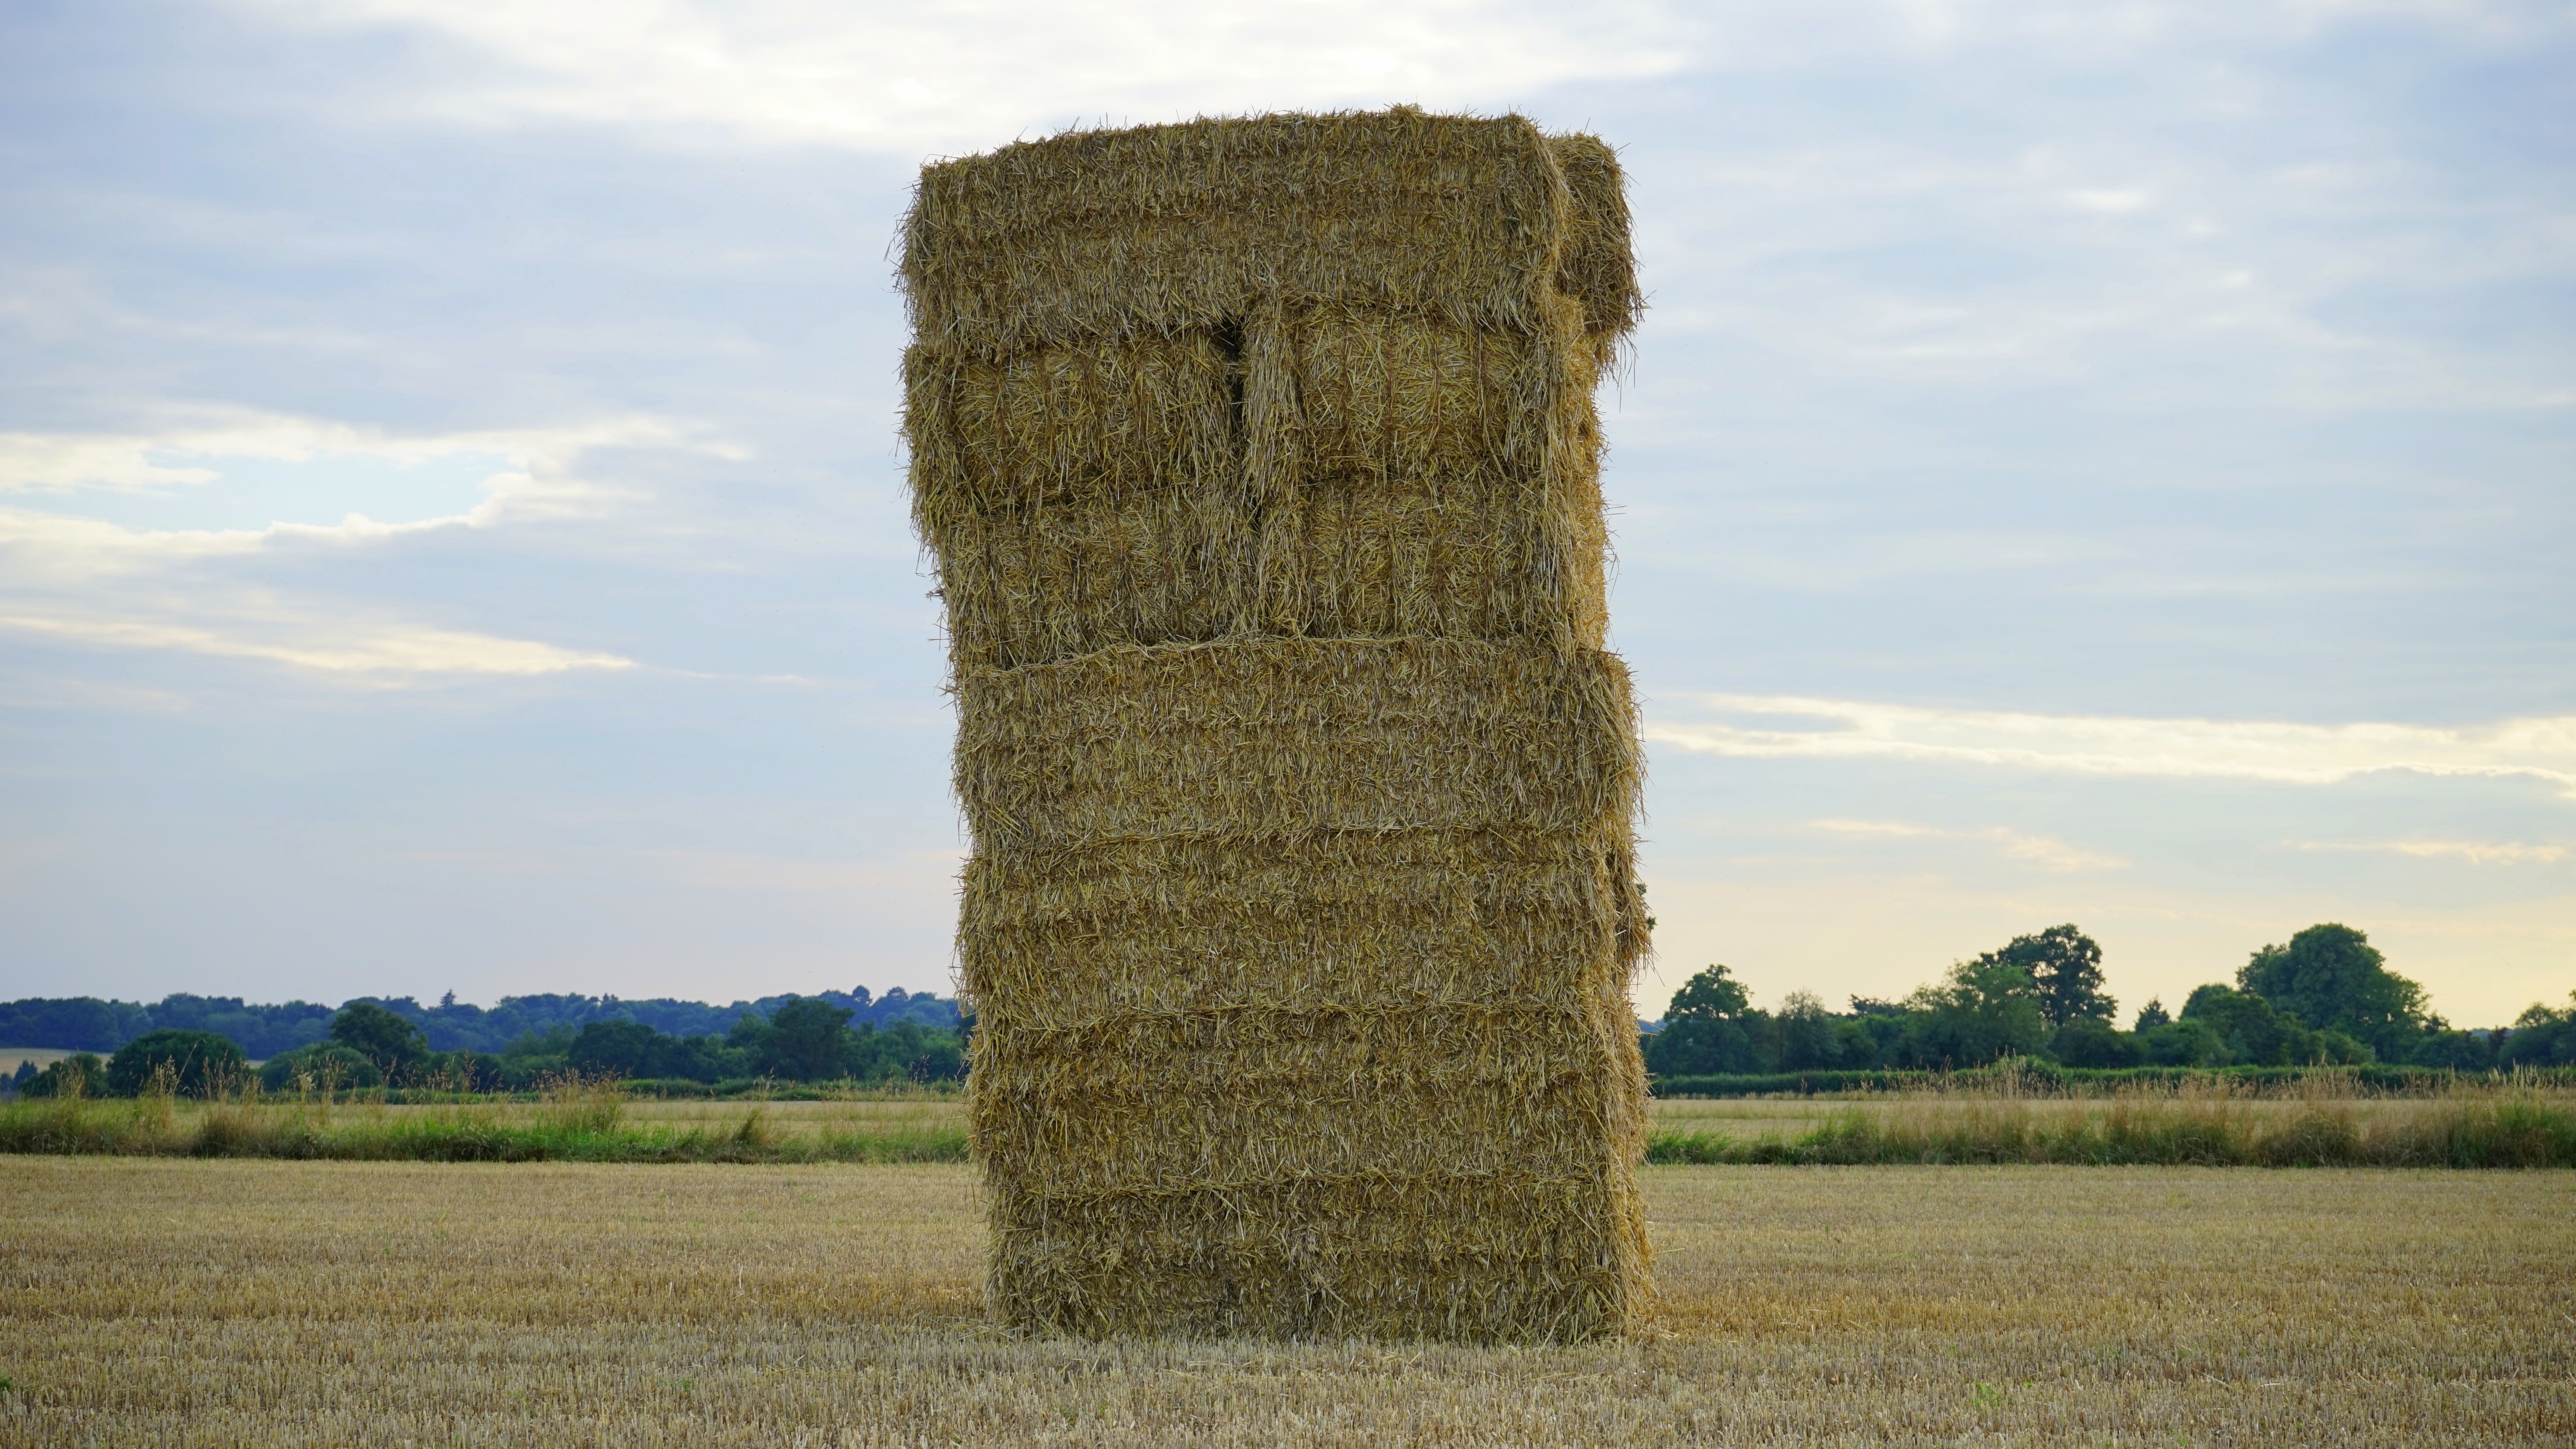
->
[{"left": 902, "top": 109, "right": 1649, "bottom": 1341}]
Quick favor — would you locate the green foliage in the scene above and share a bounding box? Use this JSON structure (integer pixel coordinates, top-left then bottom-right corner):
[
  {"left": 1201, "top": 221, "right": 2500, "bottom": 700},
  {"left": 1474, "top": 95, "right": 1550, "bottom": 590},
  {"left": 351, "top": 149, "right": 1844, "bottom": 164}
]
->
[
  {"left": 1898, "top": 958, "right": 2049, "bottom": 1067},
  {"left": 2132, "top": 998, "right": 2170, "bottom": 1031},
  {"left": 2237, "top": 924, "right": 2430, "bottom": 1059},
  {"left": 329, "top": 1002, "right": 431, "bottom": 1077},
  {"left": 2139, "top": 1019, "right": 2227, "bottom": 1067},
  {"left": 105, "top": 1030, "right": 246, "bottom": 1098},
  {"left": 257, "top": 1043, "right": 383, "bottom": 1093},
  {"left": 2501, "top": 993, "right": 2576, "bottom": 1068},
  {"left": 2050, "top": 1016, "right": 2143, "bottom": 1069},
  {"left": 18, "top": 1054, "right": 104, "bottom": 1099},
  {"left": 2181, "top": 984, "right": 2370, "bottom": 1067},
  {"left": 1977, "top": 924, "right": 2113, "bottom": 1028},
  {"left": 1665, "top": 964, "right": 1751, "bottom": 1023}
]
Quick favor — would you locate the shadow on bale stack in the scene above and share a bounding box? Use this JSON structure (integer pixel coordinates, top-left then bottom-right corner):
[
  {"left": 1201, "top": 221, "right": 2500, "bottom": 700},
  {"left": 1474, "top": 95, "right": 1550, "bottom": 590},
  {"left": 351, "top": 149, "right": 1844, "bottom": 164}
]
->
[{"left": 901, "top": 109, "right": 1651, "bottom": 1342}]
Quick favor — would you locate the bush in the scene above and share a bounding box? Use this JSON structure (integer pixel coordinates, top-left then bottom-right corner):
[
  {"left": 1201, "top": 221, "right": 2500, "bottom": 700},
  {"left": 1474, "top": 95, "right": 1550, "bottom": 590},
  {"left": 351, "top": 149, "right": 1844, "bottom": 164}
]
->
[
  {"left": 106, "top": 1030, "right": 247, "bottom": 1098},
  {"left": 258, "top": 1043, "right": 384, "bottom": 1093},
  {"left": 18, "top": 1053, "right": 105, "bottom": 1099}
]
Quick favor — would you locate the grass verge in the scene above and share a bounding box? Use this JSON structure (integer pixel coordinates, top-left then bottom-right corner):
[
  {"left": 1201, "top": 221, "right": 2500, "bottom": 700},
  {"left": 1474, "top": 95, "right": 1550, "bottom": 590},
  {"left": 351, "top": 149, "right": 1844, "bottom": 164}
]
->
[
  {"left": 0, "top": 1093, "right": 969, "bottom": 1164},
  {"left": 1646, "top": 1089, "right": 2576, "bottom": 1166}
]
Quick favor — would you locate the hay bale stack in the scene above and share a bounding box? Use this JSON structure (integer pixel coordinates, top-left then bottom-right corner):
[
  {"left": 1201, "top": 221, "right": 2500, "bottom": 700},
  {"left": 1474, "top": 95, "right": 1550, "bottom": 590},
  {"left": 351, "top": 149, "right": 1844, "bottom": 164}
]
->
[{"left": 901, "top": 109, "right": 1650, "bottom": 1342}]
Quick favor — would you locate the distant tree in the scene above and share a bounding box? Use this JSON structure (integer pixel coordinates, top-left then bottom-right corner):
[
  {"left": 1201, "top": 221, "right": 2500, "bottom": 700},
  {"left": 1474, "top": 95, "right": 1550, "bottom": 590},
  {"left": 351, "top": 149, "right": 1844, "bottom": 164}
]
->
[
  {"left": 2132, "top": 998, "right": 2170, "bottom": 1031},
  {"left": 106, "top": 1030, "right": 246, "bottom": 1097},
  {"left": 2182, "top": 983, "right": 2369, "bottom": 1066},
  {"left": 2050, "top": 1016, "right": 2143, "bottom": 1069},
  {"left": 2138, "top": 1018, "right": 2227, "bottom": 1067},
  {"left": 1643, "top": 965, "right": 1771, "bottom": 1077},
  {"left": 1666, "top": 964, "right": 1752, "bottom": 1023},
  {"left": 1774, "top": 991, "right": 1842, "bottom": 1071},
  {"left": 1895, "top": 958, "right": 2047, "bottom": 1067},
  {"left": 2237, "top": 924, "right": 2428, "bottom": 1058},
  {"left": 18, "top": 1053, "right": 105, "bottom": 1098},
  {"left": 257, "top": 1043, "right": 383, "bottom": 1093},
  {"left": 329, "top": 1002, "right": 431, "bottom": 1080},
  {"left": 565, "top": 1021, "right": 665, "bottom": 1079},
  {"left": 1977, "top": 925, "right": 2113, "bottom": 1028},
  {"left": 737, "top": 998, "right": 860, "bottom": 1082},
  {"left": 2501, "top": 992, "right": 2576, "bottom": 1068}
]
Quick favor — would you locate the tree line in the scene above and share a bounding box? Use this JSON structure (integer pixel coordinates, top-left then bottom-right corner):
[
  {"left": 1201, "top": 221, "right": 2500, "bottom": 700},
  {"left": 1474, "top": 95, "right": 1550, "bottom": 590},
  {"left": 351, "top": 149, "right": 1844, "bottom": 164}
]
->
[
  {"left": 0, "top": 985, "right": 962, "bottom": 1059},
  {"left": 1644, "top": 922, "right": 2576, "bottom": 1079},
  {"left": 13, "top": 997, "right": 967, "bottom": 1099}
]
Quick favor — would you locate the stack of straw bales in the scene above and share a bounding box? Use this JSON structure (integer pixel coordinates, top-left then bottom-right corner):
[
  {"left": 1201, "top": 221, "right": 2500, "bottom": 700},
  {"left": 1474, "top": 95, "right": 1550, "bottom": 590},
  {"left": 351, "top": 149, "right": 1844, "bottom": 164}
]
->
[{"left": 902, "top": 109, "right": 1650, "bottom": 1342}]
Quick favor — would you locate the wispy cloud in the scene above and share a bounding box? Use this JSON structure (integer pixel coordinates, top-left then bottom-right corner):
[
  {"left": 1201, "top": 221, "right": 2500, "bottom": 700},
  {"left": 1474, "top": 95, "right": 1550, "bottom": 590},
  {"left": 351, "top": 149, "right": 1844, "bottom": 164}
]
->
[
  {"left": 1653, "top": 696, "right": 2576, "bottom": 797},
  {"left": 228, "top": 0, "right": 1699, "bottom": 152},
  {"left": 1810, "top": 818, "right": 2127, "bottom": 872},
  {"left": 2298, "top": 839, "right": 2572, "bottom": 867},
  {"left": 0, "top": 611, "right": 635, "bottom": 678}
]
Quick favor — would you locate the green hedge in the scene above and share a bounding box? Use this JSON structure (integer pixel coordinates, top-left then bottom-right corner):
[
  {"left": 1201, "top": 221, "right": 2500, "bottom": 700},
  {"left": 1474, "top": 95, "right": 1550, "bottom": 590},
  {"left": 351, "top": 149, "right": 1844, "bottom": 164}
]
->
[{"left": 1648, "top": 1063, "right": 2571, "bottom": 1097}]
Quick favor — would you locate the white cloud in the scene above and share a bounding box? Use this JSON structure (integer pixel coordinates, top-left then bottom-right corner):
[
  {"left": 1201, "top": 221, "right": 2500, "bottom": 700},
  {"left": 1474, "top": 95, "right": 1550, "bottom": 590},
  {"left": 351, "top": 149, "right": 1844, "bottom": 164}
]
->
[
  {"left": 1652, "top": 695, "right": 2576, "bottom": 797},
  {"left": 2299, "top": 839, "right": 2572, "bottom": 867},
  {"left": 0, "top": 611, "right": 635, "bottom": 677},
  {"left": 1811, "top": 817, "right": 2126, "bottom": 872},
  {"left": 224, "top": 0, "right": 1701, "bottom": 153}
]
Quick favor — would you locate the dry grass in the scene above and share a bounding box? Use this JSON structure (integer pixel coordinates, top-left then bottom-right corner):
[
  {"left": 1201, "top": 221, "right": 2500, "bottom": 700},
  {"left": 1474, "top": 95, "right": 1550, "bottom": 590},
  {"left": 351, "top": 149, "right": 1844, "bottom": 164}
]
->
[{"left": 1, "top": 1160, "right": 2566, "bottom": 1446}]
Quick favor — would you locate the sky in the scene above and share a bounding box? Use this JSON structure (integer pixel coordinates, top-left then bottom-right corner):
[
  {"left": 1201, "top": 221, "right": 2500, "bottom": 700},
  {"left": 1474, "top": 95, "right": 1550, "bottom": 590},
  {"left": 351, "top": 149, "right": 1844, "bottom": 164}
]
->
[{"left": 1, "top": 0, "right": 2569, "bottom": 1024}]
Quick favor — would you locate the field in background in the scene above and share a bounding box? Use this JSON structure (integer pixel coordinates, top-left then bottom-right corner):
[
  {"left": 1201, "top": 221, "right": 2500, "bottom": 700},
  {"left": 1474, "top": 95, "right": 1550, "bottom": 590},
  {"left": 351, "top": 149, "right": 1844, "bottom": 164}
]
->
[
  {"left": 6, "top": 1076, "right": 2571, "bottom": 1167},
  {"left": 0, "top": 1048, "right": 75, "bottom": 1077},
  {"left": 3, "top": 1159, "right": 2567, "bottom": 1446}
]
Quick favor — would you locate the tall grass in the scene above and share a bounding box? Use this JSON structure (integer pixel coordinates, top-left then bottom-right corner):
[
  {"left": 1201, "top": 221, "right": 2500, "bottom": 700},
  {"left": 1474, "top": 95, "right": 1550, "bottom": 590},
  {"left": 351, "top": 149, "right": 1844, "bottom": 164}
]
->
[
  {"left": 1646, "top": 1070, "right": 2576, "bottom": 1166},
  {"left": 8, "top": 1070, "right": 2569, "bottom": 1168},
  {"left": 0, "top": 1076, "right": 969, "bottom": 1164}
]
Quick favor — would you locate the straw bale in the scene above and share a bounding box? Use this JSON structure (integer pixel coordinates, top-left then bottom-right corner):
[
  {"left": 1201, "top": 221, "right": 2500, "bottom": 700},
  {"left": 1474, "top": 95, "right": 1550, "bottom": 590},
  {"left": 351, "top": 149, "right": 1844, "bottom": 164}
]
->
[
  {"left": 914, "top": 300, "right": 1612, "bottom": 667},
  {"left": 900, "top": 107, "right": 1651, "bottom": 1342},
  {"left": 903, "top": 111, "right": 1596, "bottom": 358},
  {"left": 959, "top": 828, "right": 1643, "bottom": 1024},
  {"left": 1545, "top": 133, "right": 1643, "bottom": 350},
  {"left": 987, "top": 1173, "right": 1647, "bottom": 1341},
  {"left": 953, "top": 638, "right": 1637, "bottom": 847}
]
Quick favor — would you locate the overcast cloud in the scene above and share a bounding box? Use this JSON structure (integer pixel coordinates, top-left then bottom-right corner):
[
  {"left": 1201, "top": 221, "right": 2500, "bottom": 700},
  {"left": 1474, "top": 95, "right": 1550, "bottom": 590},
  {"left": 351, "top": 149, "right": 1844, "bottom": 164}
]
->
[{"left": 3, "top": 0, "right": 2569, "bottom": 1022}]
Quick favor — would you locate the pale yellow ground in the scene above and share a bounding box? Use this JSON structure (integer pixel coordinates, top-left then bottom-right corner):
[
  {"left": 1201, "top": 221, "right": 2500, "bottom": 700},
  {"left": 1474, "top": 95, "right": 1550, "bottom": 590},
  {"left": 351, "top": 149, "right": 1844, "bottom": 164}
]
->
[
  {"left": 3, "top": 1160, "right": 2568, "bottom": 1446},
  {"left": 0, "top": 1047, "right": 76, "bottom": 1077}
]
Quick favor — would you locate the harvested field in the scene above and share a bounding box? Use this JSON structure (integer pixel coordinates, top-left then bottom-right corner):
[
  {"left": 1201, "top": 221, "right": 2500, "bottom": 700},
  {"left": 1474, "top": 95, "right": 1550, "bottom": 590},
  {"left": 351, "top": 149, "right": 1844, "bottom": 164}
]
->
[{"left": 3, "top": 1161, "right": 2569, "bottom": 1447}]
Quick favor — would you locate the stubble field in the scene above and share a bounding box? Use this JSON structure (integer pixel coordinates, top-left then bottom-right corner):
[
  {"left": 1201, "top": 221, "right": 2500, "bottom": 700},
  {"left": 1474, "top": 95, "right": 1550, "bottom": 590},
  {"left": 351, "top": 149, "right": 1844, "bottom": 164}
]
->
[{"left": 3, "top": 1158, "right": 2569, "bottom": 1446}]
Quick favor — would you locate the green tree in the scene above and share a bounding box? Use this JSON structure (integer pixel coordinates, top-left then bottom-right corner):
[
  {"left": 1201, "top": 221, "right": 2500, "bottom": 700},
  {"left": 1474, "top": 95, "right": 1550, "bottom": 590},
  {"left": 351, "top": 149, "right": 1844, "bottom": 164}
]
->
[
  {"left": 1774, "top": 991, "right": 1842, "bottom": 1071},
  {"left": 1666, "top": 964, "right": 1752, "bottom": 1023},
  {"left": 1643, "top": 965, "right": 1772, "bottom": 1077},
  {"left": 1978, "top": 924, "right": 2113, "bottom": 1027},
  {"left": 1896, "top": 958, "right": 2047, "bottom": 1067},
  {"left": 2132, "top": 998, "right": 2170, "bottom": 1031},
  {"left": 2502, "top": 992, "right": 2576, "bottom": 1068},
  {"left": 2181, "top": 983, "right": 2370, "bottom": 1066},
  {"left": 2050, "top": 1016, "right": 2143, "bottom": 1068},
  {"left": 2237, "top": 924, "right": 2428, "bottom": 1058},
  {"left": 329, "top": 1002, "right": 430, "bottom": 1080},
  {"left": 736, "top": 998, "right": 859, "bottom": 1082},
  {"left": 18, "top": 1053, "right": 104, "bottom": 1098},
  {"left": 106, "top": 1029, "right": 246, "bottom": 1097}
]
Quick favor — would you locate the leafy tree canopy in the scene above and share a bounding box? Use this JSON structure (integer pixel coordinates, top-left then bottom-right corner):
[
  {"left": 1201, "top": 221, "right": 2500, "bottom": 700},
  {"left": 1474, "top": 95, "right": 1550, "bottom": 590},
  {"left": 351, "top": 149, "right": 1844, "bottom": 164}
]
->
[
  {"left": 106, "top": 1029, "right": 246, "bottom": 1097},
  {"left": 1665, "top": 965, "right": 1752, "bottom": 1023},
  {"left": 2237, "top": 923, "right": 2429, "bottom": 1055},
  {"left": 1977, "top": 924, "right": 2113, "bottom": 1027},
  {"left": 329, "top": 1002, "right": 430, "bottom": 1076}
]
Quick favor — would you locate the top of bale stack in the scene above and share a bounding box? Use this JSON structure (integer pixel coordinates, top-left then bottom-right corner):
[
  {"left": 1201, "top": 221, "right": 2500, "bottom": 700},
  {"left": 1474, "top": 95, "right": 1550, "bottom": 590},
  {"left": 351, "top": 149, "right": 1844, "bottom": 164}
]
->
[{"left": 902, "top": 109, "right": 1640, "bottom": 357}]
